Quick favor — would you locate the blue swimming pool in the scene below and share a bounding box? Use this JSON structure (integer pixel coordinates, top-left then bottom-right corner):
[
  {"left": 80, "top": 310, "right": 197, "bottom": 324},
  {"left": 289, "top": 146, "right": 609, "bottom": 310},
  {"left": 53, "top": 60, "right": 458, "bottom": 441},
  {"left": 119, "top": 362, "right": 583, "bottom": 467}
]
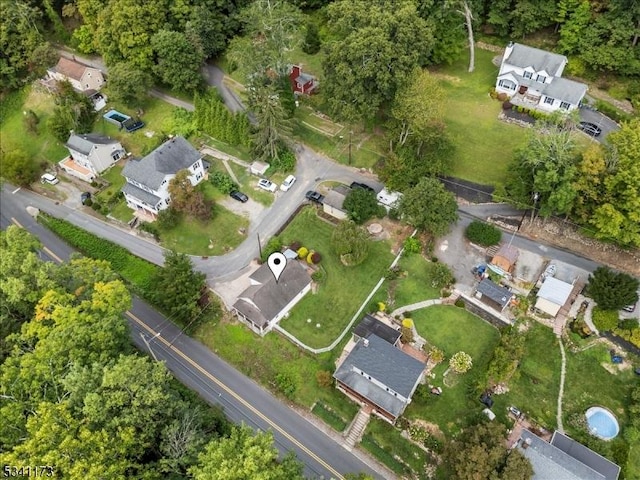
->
[{"left": 585, "top": 407, "right": 619, "bottom": 440}]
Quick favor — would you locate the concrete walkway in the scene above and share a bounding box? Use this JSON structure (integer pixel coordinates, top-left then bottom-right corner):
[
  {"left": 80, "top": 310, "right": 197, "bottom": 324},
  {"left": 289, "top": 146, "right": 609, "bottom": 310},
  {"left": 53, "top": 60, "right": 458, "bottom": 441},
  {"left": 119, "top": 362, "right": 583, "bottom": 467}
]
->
[
  {"left": 557, "top": 338, "right": 566, "bottom": 433},
  {"left": 390, "top": 299, "right": 443, "bottom": 318},
  {"left": 200, "top": 146, "right": 250, "bottom": 168}
]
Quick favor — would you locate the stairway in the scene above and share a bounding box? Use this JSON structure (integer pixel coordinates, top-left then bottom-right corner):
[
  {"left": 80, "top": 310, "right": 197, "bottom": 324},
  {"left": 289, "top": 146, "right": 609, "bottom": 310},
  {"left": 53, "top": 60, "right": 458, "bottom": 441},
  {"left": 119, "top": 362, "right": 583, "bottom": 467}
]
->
[{"left": 344, "top": 406, "right": 371, "bottom": 450}]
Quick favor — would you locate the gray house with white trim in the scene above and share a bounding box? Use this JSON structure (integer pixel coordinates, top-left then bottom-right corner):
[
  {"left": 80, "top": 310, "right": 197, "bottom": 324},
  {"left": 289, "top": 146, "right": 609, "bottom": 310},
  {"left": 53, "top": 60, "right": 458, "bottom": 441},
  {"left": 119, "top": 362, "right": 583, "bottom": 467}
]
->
[
  {"left": 496, "top": 43, "right": 587, "bottom": 113},
  {"left": 121, "top": 136, "right": 206, "bottom": 218},
  {"left": 62, "top": 133, "right": 125, "bottom": 179}
]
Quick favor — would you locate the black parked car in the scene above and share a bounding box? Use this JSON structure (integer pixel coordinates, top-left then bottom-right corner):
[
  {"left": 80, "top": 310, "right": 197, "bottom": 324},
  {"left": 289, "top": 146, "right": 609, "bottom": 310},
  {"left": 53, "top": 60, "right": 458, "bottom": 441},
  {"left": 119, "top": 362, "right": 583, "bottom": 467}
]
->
[
  {"left": 230, "top": 190, "right": 248, "bottom": 203},
  {"left": 81, "top": 192, "right": 92, "bottom": 205},
  {"left": 305, "top": 190, "right": 324, "bottom": 204},
  {"left": 578, "top": 121, "right": 602, "bottom": 137},
  {"left": 350, "top": 181, "right": 374, "bottom": 192}
]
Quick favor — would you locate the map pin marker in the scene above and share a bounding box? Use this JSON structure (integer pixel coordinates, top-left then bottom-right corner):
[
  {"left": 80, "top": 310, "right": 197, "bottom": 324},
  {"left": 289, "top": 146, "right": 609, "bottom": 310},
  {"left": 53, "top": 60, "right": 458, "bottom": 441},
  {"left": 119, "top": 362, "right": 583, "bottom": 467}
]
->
[{"left": 267, "top": 252, "right": 287, "bottom": 283}]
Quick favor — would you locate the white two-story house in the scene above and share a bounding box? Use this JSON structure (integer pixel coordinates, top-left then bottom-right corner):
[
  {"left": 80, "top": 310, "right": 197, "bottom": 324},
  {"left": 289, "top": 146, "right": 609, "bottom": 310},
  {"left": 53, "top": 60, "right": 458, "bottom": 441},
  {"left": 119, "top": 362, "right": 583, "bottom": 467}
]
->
[
  {"left": 121, "top": 136, "right": 206, "bottom": 218},
  {"left": 59, "top": 133, "right": 125, "bottom": 181},
  {"left": 495, "top": 42, "right": 587, "bottom": 113}
]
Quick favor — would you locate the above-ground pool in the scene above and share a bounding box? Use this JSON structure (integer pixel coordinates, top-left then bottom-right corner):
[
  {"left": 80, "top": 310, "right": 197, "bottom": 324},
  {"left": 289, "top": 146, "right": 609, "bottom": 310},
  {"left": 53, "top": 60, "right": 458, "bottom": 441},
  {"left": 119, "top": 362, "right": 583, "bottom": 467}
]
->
[{"left": 585, "top": 407, "right": 619, "bottom": 440}]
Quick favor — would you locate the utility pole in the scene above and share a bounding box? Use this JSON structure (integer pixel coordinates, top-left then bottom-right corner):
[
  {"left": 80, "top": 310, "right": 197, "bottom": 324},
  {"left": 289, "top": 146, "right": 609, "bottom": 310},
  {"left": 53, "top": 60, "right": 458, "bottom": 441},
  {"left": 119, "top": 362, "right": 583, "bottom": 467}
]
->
[
  {"left": 530, "top": 192, "right": 540, "bottom": 222},
  {"left": 140, "top": 332, "right": 160, "bottom": 361},
  {"left": 348, "top": 130, "right": 353, "bottom": 165},
  {"left": 257, "top": 232, "right": 262, "bottom": 259}
]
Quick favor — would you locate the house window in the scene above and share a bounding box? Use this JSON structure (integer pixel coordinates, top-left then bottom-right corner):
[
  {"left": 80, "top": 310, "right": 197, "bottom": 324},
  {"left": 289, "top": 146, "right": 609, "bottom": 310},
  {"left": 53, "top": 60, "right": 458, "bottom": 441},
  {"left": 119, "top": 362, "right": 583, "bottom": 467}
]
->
[
  {"left": 560, "top": 101, "right": 571, "bottom": 110},
  {"left": 523, "top": 71, "right": 533, "bottom": 79},
  {"left": 536, "top": 75, "right": 546, "bottom": 83},
  {"left": 498, "top": 79, "right": 516, "bottom": 91},
  {"left": 195, "top": 173, "right": 202, "bottom": 181},
  {"left": 111, "top": 152, "right": 121, "bottom": 161},
  {"left": 544, "top": 97, "right": 555, "bottom": 105}
]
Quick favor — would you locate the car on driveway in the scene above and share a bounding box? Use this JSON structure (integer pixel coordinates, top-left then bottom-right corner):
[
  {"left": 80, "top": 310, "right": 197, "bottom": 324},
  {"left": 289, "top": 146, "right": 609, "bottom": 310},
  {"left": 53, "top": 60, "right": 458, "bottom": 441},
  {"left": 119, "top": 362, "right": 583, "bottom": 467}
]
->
[
  {"left": 81, "top": 192, "right": 92, "bottom": 205},
  {"left": 305, "top": 190, "right": 324, "bottom": 204},
  {"left": 40, "top": 173, "right": 59, "bottom": 185},
  {"left": 350, "top": 181, "right": 374, "bottom": 192},
  {"left": 230, "top": 190, "right": 248, "bottom": 203},
  {"left": 258, "top": 178, "right": 277, "bottom": 192},
  {"left": 280, "top": 174, "right": 296, "bottom": 192},
  {"left": 577, "top": 122, "right": 602, "bottom": 137},
  {"left": 622, "top": 302, "right": 637, "bottom": 313}
]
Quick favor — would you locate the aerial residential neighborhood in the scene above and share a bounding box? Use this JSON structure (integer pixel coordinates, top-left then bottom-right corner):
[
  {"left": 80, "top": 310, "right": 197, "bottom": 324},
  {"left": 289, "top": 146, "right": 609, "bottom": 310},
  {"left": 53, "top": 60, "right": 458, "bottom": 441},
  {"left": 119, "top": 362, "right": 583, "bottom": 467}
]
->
[{"left": 1, "top": 1, "right": 639, "bottom": 479}]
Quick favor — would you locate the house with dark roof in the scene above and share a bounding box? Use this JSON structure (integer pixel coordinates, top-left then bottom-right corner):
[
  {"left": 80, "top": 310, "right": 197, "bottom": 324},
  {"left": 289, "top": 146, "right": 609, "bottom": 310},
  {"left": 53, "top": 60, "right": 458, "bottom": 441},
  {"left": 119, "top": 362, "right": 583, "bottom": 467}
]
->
[
  {"left": 58, "top": 133, "right": 125, "bottom": 181},
  {"left": 322, "top": 185, "right": 350, "bottom": 220},
  {"left": 496, "top": 43, "right": 587, "bottom": 113},
  {"left": 517, "top": 429, "right": 620, "bottom": 480},
  {"left": 334, "top": 334, "right": 425, "bottom": 423},
  {"left": 121, "top": 136, "right": 206, "bottom": 218},
  {"left": 47, "top": 57, "right": 105, "bottom": 93},
  {"left": 233, "top": 260, "right": 312, "bottom": 336},
  {"left": 353, "top": 314, "right": 401, "bottom": 347},
  {"left": 289, "top": 65, "right": 318, "bottom": 95},
  {"left": 475, "top": 278, "right": 513, "bottom": 312}
]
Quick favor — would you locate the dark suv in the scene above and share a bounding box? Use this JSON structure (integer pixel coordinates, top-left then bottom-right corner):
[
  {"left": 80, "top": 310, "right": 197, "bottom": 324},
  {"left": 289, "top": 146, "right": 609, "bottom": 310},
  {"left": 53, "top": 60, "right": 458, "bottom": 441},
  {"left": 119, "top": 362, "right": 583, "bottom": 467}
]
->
[
  {"left": 350, "top": 181, "right": 374, "bottom": 192},
  {"left": 230, "top": 191, "right": 248, "bottom": 203},
  {"left": 578, "top": 122, "right": 602, "bottom": 137},
  {"left": 305, "top": 190, "right": 324, "bottom": 204}
]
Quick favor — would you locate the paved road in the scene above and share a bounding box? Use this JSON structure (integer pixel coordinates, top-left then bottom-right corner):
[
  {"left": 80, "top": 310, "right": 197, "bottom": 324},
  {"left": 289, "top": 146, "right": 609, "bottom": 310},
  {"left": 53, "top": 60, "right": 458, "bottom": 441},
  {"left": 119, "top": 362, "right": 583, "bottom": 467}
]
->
[{"left": 0, "top": 195, "right": 386, "bottom": 480}]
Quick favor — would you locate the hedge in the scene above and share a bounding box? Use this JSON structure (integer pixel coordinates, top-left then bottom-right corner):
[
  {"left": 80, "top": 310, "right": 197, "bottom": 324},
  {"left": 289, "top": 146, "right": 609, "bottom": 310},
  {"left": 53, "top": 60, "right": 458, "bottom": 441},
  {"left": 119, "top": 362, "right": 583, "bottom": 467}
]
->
[
  {"left": 465, "top": 220, "right": 502, "bottom": 247},
  {"left": 38, "top": 214, "right": 159, "bottom": 294}
]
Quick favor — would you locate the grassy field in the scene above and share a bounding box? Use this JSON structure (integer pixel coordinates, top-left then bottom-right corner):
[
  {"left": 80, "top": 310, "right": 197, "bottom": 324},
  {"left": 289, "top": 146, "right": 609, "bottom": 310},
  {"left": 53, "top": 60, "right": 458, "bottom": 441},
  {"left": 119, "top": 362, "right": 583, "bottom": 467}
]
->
[
  {"left": 406, "top": 306, "right": 501, "bottom": 435},
  {"left": 311, "top": 402, "right": 348, "bottom": 432},
  {"left": 431, "top": 49, "right": 531, "bottom": 185},
  {"left": 393, "top": 255, "right": 442, "bottom": 309},
  {"left": 277, "top": 207, "right": 395, "bottom": 348},
  {"left": 0, "top": 87, "right": 69, "bottom": 170}
]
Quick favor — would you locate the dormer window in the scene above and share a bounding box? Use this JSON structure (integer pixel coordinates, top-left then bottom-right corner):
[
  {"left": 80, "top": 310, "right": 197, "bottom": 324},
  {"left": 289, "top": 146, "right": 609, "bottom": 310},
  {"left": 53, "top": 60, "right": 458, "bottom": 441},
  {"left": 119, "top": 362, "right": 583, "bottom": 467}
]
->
[
  {"left": 536, "top": 75, "right": 546, "bottom": 84},
  {"left": 523, "top": 71, "right": 533, "bottom": 79}
]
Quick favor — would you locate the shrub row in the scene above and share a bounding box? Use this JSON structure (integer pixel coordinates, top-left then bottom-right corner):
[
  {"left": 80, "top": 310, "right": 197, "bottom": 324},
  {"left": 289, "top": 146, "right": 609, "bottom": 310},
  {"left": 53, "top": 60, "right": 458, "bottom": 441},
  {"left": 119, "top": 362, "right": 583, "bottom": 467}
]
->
[
  {"left": 311, "top": 403, "right": 347, "bottom": 432},
  {"left": 38, "top": 214, "right": 160, "bottom": 294},
  {"left": 465, "top": 220, "right": 502, "bottom": 247}
]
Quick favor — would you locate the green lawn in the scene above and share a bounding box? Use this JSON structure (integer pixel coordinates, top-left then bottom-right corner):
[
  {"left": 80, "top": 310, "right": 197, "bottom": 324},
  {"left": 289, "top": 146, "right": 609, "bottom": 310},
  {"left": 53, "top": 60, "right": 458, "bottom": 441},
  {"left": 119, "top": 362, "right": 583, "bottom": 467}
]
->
[
  {"left": 406, "top": 305, "right": 501, "bottom": 435},
  {"left": 200, "top": 134, "right": 253, "bottom": 162},
  {"left": 0, "top": 87, "right": 69, "bottom": 170},
  {"left": 277, "top": 207, "right": 394, "bottom": 348},
  {"left": 431, "top": 48, "right": 531, "bottom": 185},
  {"left": 194, "top": 320, "right": 359, "bottom": 419},
  {"left": 227, "top": 162, "right": 275, "bottom": 206},
  {"left": 157, "top": 199, "right": 248, "bottom": 256},
  {"left": 393, "top": 255, "right": 442, "bottom": 309},
  {"left": 493, "top": 323, "right": 562, "bottom": 427},
  {"left": 109, "top": 199, "right": 134, "bottom": 223}
]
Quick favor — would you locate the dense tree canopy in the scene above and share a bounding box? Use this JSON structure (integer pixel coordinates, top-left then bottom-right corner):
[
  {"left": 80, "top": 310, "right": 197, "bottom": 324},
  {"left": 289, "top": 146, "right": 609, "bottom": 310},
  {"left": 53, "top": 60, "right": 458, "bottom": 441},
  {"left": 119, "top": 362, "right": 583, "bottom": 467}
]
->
[
  {"left": 322, "top": 0, "right": 435, "bottom": 122},
  {"left": 399, "top": 177, "right": 459, "bottom": 236},
  {"left": 587, "top": 266, "right": 639, "bottom": 311},
  {"left": 343, "top": 188, "right": 384, "bottom": 224},
  {"left": 331, "top": 220, "right": 371, "bottom": 266}
]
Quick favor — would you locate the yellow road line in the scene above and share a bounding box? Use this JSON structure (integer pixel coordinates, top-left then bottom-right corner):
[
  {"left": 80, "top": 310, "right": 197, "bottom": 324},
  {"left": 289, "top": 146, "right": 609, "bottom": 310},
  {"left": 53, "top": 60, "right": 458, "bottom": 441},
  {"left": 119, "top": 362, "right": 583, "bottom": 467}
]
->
[
  {"left": 10, "top": 217, "right": 24, "bottom": 228},
  {"left": 125, "top": 310, "right": 344, "bottom": 480},
  {"left": 11, "top": 218, "right": 64, "bottom": 264}
]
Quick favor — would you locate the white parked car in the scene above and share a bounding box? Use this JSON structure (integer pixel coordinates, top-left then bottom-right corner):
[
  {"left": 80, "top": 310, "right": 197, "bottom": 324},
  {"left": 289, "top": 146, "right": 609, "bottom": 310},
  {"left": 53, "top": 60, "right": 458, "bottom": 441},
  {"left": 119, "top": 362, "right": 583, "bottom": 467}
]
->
[
  {"left": 40, "top": 173, "right": 59, "bottom": 185},
  {"left": 258, "top": 178, "right": 277, "bottom": 192},
  {"left": 280, "top": 175, "right": 296, "bottom": 192}
]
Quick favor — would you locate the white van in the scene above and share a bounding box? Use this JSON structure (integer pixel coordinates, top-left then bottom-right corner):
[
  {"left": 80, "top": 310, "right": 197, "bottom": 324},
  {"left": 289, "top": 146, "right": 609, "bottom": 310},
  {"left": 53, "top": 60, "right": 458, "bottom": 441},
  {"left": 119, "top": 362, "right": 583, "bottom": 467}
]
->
[
  {"left": 377, "top": 187, "right": 402, "bottom": 208},
  {"left": 41, "top": 173, "right": 59, "bottom": 185}
]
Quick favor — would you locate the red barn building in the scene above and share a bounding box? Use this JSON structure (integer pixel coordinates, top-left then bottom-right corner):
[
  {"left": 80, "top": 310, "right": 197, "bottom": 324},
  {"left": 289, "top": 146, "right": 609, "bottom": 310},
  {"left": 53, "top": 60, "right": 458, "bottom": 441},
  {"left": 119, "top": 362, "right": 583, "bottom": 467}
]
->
[{"left": 289, "top": 65, "right": 318, "bottom": 95}]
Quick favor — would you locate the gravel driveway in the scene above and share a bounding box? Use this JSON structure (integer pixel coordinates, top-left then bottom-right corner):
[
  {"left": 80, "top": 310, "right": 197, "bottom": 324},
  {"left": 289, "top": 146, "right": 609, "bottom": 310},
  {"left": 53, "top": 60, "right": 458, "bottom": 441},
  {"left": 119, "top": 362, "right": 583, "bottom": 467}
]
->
[{"left": 218, "top": 196, "right": 265, "bottom": 224}]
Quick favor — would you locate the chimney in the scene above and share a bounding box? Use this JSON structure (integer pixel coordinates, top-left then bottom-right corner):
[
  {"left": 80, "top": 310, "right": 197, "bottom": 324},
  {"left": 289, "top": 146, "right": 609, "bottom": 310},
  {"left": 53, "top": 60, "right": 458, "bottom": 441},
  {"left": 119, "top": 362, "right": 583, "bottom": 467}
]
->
[{"left": 363, "top": 338, "right": 369, "bottom": 347}]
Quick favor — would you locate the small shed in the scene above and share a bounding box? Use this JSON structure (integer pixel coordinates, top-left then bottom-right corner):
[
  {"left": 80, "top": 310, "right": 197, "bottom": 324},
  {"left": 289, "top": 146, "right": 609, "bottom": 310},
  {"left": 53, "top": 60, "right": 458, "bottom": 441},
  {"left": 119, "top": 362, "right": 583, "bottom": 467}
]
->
[
  {"left": 476, "top": 278, "right": 512, "bottom": 312},
  {"left": 535, "top": 277, "right": 573, "bottom": 317},
  {"left": 250, "top": 161, "right": 269, "bottom": 176},
  {"left": 323, "top": 185, "right": 350, "bottom": 220},
  {"left": 491, "top": 244, "right": 519, "bottom": 274}
]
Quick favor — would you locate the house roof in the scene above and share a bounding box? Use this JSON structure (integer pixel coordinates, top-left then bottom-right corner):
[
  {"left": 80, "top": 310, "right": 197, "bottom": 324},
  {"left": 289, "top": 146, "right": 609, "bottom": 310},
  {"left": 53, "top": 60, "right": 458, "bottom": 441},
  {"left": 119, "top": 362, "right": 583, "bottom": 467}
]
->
[
  {"left": 551, "top": 432, "right": 620, "bottom": 480},
  {"left": 66, "top": 133, "right": 120, "bottom": 155},
  {"left": 323, "top": 185, "right": 350, "bottom": 210},
  {"left": 518, "top": 429, "right": 606, "bottom": 480},
  {"left": 537, "top": 277, "right": 573, "bottom": 306},
  {"left": 543, "top": 76, "right": 588, "bottom": 106},
  {"left": 334, "top": 334, "right": 424, "bottom": 417},
  {"left": 122, "top": 136, "right": 201, "bottom": 190},
  {"left": 493, "top": 244, "right": 519, "bottom": 265},
  {"left": 232, "top": 261, "right": 312, "bottom": 328},
  {"left": 504, "top": 43, "right": 567, "bottom": 76},
  {"left": 52, "top": 57, "right": 90, "bottom": 81},
  {"left": 122, "top": 182, "right": 162, "bottom": 207},
  {"left": 295, "top": 72, "right": 315, "bottom": 85},
  {"left": 353, "top": 315, "right": 401, "bottom": 345},
  {"left": 477, "top": 279, "right": 511, "bottom": 307}
]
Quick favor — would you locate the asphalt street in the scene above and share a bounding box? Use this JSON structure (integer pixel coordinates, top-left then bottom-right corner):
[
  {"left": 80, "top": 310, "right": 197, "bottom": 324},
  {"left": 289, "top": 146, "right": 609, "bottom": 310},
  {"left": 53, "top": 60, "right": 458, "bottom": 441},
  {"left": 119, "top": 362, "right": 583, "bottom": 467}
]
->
[{"left": 0, "top": 194, "right": 385, "bottom": 480}]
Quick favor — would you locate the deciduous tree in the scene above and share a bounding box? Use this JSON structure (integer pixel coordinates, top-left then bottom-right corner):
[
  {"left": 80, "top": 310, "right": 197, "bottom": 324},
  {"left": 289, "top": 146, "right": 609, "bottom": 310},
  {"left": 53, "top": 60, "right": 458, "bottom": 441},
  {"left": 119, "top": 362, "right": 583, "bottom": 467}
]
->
[
  {"left": 398, "top": 178, "right": 458, "bottom": 236},
  {"left": 0, "top": 149, "right": 39, "bottom": 186},
  {"left": 152, "top": 29, "right": 204, "bottom": 92},
  {"left": 168, "top": 170, "right": 213, "bottom": 221},
  {"left": 343, "top": 188, "right": 384, "bottom": 224},
  {"left": 331, "top": 220, "right": 371, "bottom": 266},
  {"left": 449, "top": 351, "right": 473, "bottom": 374},
  {"left": 104, "top": 62, "right": 152, "bottom": 106}
]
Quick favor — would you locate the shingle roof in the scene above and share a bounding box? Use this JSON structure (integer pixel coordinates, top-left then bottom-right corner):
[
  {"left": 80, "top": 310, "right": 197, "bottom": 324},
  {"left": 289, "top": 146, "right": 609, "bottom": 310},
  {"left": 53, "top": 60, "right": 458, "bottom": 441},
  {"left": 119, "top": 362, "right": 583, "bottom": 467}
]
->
[
  {"left": 518, "top": 430, "right": 605, "bottom": 480},
  {"left": 551, "top": 432, "right": 620, "bottom": 480},
  {"left": 122, "top": 136, "right": 201, "bottom": 190},
  {"left": 323, "top": 185, "right": 350, "bottom": 210},
  {"left": 477, "top": 279, "right": 511, "bottom": 307},
  {"left": 505, "top": 43, "right": 567, "bottom": 76},
  {"left": 53, "top": 57, "right": 88, "bottom": 81},
  {"left": 538, "top": 277, "right": 573, "bottom": 306},
  {"left": 66, "top": 133, "right": 120, "bottom": 155},
  {"left": 233, "top": 261, "right": 312, "bottom": 328},
  {"left": 494, "top": 245, "right": 519, "bottom": 264},
  {"left": 121, "top": 182, "right": 162, "bottom": 207},
  {"left": 334, "top": 334, "right": 424, "bottom": 417},
  {"left": 543, "top": 76, "right": 588, "bottom": 106},
  {"left": 353, "top": 315, "right": 401, "bottom": 345}
]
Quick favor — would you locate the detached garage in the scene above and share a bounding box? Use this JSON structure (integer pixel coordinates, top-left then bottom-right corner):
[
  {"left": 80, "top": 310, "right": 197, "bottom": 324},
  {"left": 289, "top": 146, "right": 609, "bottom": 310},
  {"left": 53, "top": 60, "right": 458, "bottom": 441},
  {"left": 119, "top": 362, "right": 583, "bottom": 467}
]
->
[{"left": 535, "top": 277, "right": 573, "bottom": 317}]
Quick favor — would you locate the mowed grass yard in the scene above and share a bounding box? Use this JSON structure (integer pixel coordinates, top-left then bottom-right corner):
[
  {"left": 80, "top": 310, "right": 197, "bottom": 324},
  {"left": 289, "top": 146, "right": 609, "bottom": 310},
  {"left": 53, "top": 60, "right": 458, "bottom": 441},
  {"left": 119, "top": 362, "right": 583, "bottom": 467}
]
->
[
  {"left": 431, "top": 48, "right": 531, "bottom": 185},
  {"left": 278, "top": 207, "right": 395, "bottom": 348},
  {"left": 406, "top": 305, "right": 501, "bottom": 436},
  {"left": 1, "top": 87, "right": 69, "bottom": 170}
]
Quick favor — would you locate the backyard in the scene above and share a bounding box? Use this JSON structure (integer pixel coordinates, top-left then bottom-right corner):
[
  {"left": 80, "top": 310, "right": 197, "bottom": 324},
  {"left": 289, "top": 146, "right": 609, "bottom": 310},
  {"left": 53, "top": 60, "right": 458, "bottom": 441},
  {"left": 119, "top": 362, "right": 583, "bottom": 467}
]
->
[
  {"left": 406, "top": 305, "right": 501, "bottom": 436},
  {"left": 278, "top": 207, "right": 395, "bottom": 348}
]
